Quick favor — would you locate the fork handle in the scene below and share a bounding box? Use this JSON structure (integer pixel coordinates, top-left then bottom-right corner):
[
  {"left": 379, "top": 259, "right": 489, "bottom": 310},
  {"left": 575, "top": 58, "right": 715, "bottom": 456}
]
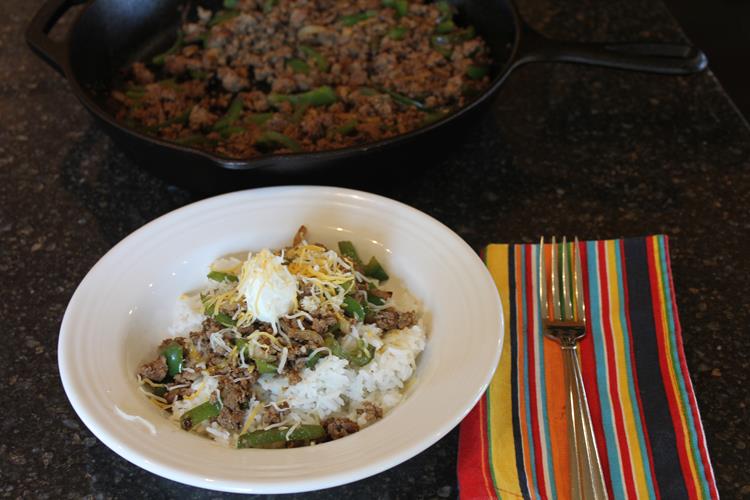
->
[{"left": 563, "top": 346, "right": 609, "bottom": 500}]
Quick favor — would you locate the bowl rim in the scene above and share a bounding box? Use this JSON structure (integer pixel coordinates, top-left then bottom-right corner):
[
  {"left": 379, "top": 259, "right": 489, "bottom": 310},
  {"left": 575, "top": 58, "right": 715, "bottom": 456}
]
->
[{"left": 58, "top": 185, "right": 504, "bottom": 493}]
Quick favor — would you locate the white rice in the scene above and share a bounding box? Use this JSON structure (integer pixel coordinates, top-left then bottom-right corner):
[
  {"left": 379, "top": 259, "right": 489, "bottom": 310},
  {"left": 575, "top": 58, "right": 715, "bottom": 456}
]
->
[
  {"left": 346, "top": 324, "right": 426, "bottom": 407},
  {"left": 258, "top": 323, "right": 426, "bottom": 423},
  {"left": 168, "top": 293, "right": 205, "bottom": 337}
]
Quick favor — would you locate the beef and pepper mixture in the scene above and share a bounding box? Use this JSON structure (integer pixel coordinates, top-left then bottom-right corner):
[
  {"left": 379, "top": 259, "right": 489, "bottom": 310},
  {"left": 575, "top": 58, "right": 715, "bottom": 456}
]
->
[
  {"left": 112, "top": 0, "right": 492, "bottom": 158},
  {"left": 137, "top": 226, "right": 421, "bottom": 448}
]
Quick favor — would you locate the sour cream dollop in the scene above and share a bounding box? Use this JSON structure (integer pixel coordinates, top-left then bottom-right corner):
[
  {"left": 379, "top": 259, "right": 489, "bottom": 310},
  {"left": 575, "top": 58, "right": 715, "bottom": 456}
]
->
[{"left": 239, "top": 249, "right": 297, "bottom": 324}]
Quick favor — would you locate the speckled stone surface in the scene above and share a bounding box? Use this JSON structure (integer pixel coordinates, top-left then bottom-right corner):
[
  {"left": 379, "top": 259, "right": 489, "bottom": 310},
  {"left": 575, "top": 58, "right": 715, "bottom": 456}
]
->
[{"left": 2, "top": 0, "right": 749, "bottom": 498}]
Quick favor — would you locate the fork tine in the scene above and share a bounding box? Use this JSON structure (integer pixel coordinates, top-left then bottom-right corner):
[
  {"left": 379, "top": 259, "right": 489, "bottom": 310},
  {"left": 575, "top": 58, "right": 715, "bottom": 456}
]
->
[
  {"left": 573, "top": 237, "right": 585, "bottom": 323},
  {"left": 550, "top": 236, "right": 560, "bottom": 320},
  {"left": 539, "top": 236, "right": 547, "bottom": 320},
  {"left": 561, "top": 236, "right": 573, "bottom": 321}
]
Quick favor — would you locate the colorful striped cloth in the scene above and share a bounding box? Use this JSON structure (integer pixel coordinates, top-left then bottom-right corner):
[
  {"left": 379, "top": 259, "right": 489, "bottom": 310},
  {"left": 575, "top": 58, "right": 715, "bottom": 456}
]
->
[{"left": 457, "top": 236, "right": 717, "bottom": 499}]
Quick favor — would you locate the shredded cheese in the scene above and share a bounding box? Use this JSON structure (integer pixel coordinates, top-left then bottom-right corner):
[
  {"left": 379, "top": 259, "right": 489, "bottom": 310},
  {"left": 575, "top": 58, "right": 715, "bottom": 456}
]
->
[
  {"left": 240, "top": 400, "right": 262, "bottom": 435},
  {"left": 277, "top": 347, "right": 288, "bottom": 374},
  {"left": 285, "top": 422, "right": 300, "bottom": 441}
]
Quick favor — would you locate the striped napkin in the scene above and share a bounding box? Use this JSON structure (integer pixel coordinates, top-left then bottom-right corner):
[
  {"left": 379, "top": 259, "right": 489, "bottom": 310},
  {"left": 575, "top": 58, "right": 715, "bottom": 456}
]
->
[{"left": 457, "top": 236, "right": 718, "bottom": 499}]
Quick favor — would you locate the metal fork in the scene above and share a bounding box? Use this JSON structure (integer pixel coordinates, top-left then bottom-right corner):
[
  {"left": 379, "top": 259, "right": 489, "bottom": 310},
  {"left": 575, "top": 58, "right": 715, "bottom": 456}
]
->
[{"left": 539, "top": 237, "right": 609, "bottom": 500}]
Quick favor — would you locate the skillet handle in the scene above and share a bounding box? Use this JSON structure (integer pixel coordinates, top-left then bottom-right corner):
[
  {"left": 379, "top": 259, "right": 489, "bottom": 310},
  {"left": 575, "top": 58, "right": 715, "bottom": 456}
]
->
[
  {"left": 25, "top": 0, "right": 86, "bottom": 76},
  {"left": 514, "top": 24, "right": 707, "bottom": 75}
]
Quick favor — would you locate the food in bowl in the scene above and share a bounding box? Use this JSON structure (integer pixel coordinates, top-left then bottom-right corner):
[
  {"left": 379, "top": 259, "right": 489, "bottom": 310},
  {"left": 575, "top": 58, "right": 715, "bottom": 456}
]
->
[
  {"left": 137, "top": 226, "right": 426, "bottom": 448},
  {"left": 111, "top": 0, "right": 492, "bottom": 158}
]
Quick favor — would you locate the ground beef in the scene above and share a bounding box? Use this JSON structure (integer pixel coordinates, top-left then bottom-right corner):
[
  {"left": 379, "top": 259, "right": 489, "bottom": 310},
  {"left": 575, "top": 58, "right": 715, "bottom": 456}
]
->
[
  {"left": 137, "top": 355, "right": 167, "bottom": 382},
  {"left": 367, "top": 307, "right": 417, "bottom": 330},
  {"left": 216, "top": 406, "right": 246, "bottom": 432},
  {"left": 220, "top": 381, "right": 249, "bottom": 411},
  {"left": 164, "top": 385, "right": 193, "bottom": 404},
  {"left": 262, "top": 402, "right": 290, "bottom": 426},
  {"left": 189, "top": 105, "right": 217, "bottom": 129},
  {"left": 287, "top": 370, "right": 302, "bottom": 384},
  {"left": 368, "top": 287, "right": 392, "bottom": 301},
  {"left": 131, "top": 62, "right": 154, "bottom": 84},
  {"left": 292, "top": 225, "right": 308, "bottom": 246},
  {"left": 309, "top": 313, "right": 338, "bottom": 333},
  {"left": 112, "top": 0, "right": 492, "bottom": 159},
  {"left": 323, "top": 417, "right": 359, "bottom": 440},
  {"left": 191, "top": 318, "right": 223, "bottom": 350},
  {"left": 287, "top": 328, "right": 324, "bottom": 346},
  {"left": 226, "top": 366, "right": 259, "bottom": 391},
  {"left": 356, "top": 401, "right": 383, "bottom": 423},
  {"left": 173, "top": 370, "right": 200, "bottom": 384}
]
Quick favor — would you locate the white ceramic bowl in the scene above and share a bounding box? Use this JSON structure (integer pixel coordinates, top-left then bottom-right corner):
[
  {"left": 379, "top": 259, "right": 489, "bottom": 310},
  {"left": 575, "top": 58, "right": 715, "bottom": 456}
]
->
[{"left": 59, "top": 186, "right": 504, "bottom": 493}]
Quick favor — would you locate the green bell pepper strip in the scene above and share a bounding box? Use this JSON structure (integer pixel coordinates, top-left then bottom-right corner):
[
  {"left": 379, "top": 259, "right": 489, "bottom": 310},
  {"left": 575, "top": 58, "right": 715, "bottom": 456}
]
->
[
  {"left": 349, "top": 339, "right": 376, "bottom": 367},
  {"left": 421, "top": 108, "right": 450, "bottom": 126},
  {"left": 254, "top": 358, "right": 279, "bottom": 374},
  {"left": 263, "top": 0, "right": 278, "bottom": 13},
  {"left": 342, "top": 296, "right": 366, "bottom": 321},
  {"left": 466, "top": 65, "right": 489, "bottom": 80},
  {"left": 219, "top": 126, "right": 246, "bottom": 139},
  {"left": 436, "top": 19, "right": 455, "bottom": 34},
  {"left": 235, "top": 338, "right": 249, "bottom": 357},
  {"left": 287, "top": 58, "right": 310, "bottom": 74},
  {"left": 340, "top": 10, "right": 376, "bottom": 26},
  {"left": 451, "top": 25, "right": 476, "bottom": 43},
  {"left": 201, "top": 294, "right": 215, "bottom": 315},
  {"left": 125, "top": 87, "right": 145, "bottom": 100},
  {"left": 430, "top": 34, "right": 452, "bottom": 58},
  {"left": 325, "top": 335, "right": 375, "bottom": 367},
  {"left": 366, "top": 284, "right": 386, "bottom": 305},
  {"left": 367, "top": 294, "right": 385, "bottom": 306},
  {"left": 334, "top": 120, "right": 358, "bottom": 136},
  {"left": 201, "top": 295, "right": 236, "bottom": 326},
  {"left": 180, "top": 400, "right": 222, "bottom": 430},
  {"left": 189, "top": 69, "right": 208, "bottom": 80},
  {"left": 268, "top": 86, "right": 337, "bottom": 108},
  {"left": 337, "top": 241, "right": 363, "bottom": 266},
  {"left": 291, "top": 102, "right": 310, "bottom": 124},
  {"left": 299, "top": 45, "right": 329, "bottom": 72},
  {"left": 160, "top": 343, "right": 183, "bottom": 377},
  {"left": 339, "top": 278, "right": 355, "bottom": 294},
  {"left": 152, "top": 31, "right": 183, "bottom": 66},
  {"left": 387, "top": 26, "right": 408, "bottom": 40},
  {"left": 209, "top": 10, "right": 240, "bottom": 27},
  {"left": 324, "top": 334, "right": 344, "bottom": 357},
  {"left": 382, "top": 0, "right": 408, "bottom": 17},
  {"left": 255, "top": 131, "right": 303, "bottom": 153},
  {"left": 214, "top": 312, "right": 236, "bottom": 328},
  {"left": 213, "top": 96, "right": 244, "bottom": 131},
  {"left": 145, "top": 109, "right": 190, "bottom": 133},
  {"left": 237, "top": 424, "right": 326, "bottom": 448},
  {"left": 207, "top": 270, "right": 238, "bottom": 282},
  {"left": 223, "top": 0, "right": 238, "bottom": 7},
  {"left": 306, "top": 349, "right": 328, "bottom": 368},
  {"left": 435, "top": 0, "right": 452, "bottom": 18},
  {"left": 380, "top": 88, "right": 426, "bottom": 110},
  {"left": 246, "top": 113, "right": 274, "bottom": 125},
  {"left": 158, "top": 78, "right": 179, "bottom": 89},
  {"left": 364, "top": 256, "right": 389, "bottom": 281}
]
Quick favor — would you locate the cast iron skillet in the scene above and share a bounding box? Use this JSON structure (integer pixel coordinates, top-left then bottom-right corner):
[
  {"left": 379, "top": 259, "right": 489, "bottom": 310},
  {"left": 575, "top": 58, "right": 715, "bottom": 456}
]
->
[{"left": 27, "top": 0, "right": 707, "bottom": 190}]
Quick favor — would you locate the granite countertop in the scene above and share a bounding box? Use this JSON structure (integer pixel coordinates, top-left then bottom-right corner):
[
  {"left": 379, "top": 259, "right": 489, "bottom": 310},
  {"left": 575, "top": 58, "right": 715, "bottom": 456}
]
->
[{"left": 2, "top": 0, "right": 749, "bottom": 497}]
